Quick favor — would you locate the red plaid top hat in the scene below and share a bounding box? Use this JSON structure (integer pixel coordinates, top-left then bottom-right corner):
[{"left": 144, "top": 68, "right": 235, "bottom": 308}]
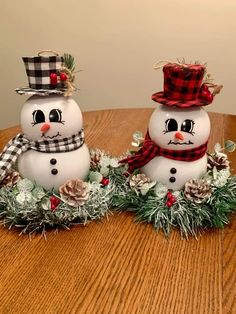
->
[{"left": 152, "top": 63, "right": 214, "bottom": 108}]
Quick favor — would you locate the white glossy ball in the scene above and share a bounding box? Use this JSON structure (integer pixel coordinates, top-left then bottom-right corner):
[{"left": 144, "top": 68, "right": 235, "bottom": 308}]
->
[
  {"left": 142, "top": 155, "right": 208, "bottom": 191},
  {"left": 18, "top": 146, "right": 91, "bottom": 190},
  {"left": 18, "top": 95, "right": 90, "bottom": 190},
  {"left": 20, "top": 95, "right": 83, "bottom": 140},
  {"left": 149, "top": 105, "right": 211, "bottom": 150}
]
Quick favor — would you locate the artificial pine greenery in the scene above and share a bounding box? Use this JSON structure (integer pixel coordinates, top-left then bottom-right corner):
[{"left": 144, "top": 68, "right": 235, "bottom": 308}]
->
[
  {"left": 0, "top": 148, "right": 235, "bottom": 237},
  {"left": 111, "top": 171, "right": 236, "bottom": 238},
  {"left": 0, "top": 150, "right": 118, "bottom": 235},
  {"left": 63, "top": 53, "right": 75, "bottom": 72},
  {"left": 0, "top": 181, "right": 112, "bottom": 235}
]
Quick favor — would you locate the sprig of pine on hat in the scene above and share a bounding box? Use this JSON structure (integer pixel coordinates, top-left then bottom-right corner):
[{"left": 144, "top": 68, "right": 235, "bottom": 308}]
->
[{"left": 49, "top": 52, "right": 77, "bottom": 97}]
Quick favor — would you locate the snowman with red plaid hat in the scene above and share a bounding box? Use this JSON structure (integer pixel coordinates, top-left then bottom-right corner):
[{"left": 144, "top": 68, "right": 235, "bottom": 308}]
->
[{"left": 121, "top": 61, "right": 223, "bottom": 190}]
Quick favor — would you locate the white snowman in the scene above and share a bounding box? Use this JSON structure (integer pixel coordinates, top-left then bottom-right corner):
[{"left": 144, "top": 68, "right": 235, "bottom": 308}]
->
[
  {"left": 142, "top": 105, "right": 210, "bottom": 190},
  {"left": 122, "top": 62, "right": 222, "bottom": 191},
  {"left": 18, "top": 95, "right": 90, "bottom": 190},
  {"left": 10, "top": 51, "right": 91, "bottom": 190}
]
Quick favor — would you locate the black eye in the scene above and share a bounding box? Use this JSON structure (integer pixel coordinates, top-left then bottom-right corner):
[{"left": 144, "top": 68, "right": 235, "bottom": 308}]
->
[
  {"left": 49, "top": 109, "right": 63, "bottom": 123},
  {"left": 32, "top": 110, "right": 45, "bottom": 125},
  {"left": 181, "top": 119, "right": 195, "bottom": 134},
  {"left": 164, "top": 119, "right": 178, "bottom": 133}
]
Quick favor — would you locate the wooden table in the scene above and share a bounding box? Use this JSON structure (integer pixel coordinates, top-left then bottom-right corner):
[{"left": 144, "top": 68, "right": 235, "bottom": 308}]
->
[{"left": 0, "top": 109, "right": 235, "bottom": 314}]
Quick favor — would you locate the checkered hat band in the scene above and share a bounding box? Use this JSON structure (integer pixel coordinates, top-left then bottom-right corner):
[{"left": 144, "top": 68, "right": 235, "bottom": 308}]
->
[
  {"left": 120, "top": 131, "right": 208, "bottom": 173},
  {"left": 0, "top": 130, "right": 84, "bottom": 180},
  {"left": 23, "top": 56, "right": 64, "bottom": 89},
  {"left": 163, "top": 67, "right": 205, "bottom": 100}
]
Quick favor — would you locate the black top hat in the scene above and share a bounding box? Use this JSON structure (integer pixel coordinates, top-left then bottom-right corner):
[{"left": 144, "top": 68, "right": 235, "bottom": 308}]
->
[{"left": 16, "top": 50, "right": 75, "bottom": 96}]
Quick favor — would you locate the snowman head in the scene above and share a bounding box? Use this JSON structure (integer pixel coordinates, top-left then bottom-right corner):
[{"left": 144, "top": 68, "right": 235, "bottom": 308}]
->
[
  {"left": 149, "top": 105, "right": 210, "bottom": 150},
  {"left": 20, "top": 95, "right": 83, "bottom": 141}
]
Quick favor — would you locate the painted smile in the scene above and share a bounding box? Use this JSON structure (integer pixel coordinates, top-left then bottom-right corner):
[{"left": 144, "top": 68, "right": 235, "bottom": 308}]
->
[
  {"left": 41, "top": 132, "right": 61, "bottom": 139},
  {"left": 168, "top": 140, "right": 194, "bottom": 145}
]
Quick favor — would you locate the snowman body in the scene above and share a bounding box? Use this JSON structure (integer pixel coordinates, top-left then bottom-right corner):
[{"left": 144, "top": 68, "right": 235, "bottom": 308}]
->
[
  {"left": 18, "top": 146, "right": 90, "bottom": 190},
  {"left": 142, "top": 155, "right": 207, "bottom": 191},
  {"left": 18, "top": 95, "right": 90, "bottom": 190},
  {"left": 142, "top": 105, "right": 210, "bottom": 190}
]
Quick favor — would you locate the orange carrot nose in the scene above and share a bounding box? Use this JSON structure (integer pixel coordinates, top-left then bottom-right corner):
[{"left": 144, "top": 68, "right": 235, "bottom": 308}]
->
[
  {"left": 40, "top": 123, "right": 50, "bottom": 133},
  {"left": 175, "top": 132, "right": 184, "bottom": 141}
]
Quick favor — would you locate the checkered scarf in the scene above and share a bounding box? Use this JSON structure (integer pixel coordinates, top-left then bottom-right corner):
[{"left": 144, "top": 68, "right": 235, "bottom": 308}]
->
[
  {"left": 0, "top": 130, "right": 84, "bottom": 180},
  {"left": 120, "top": 132, "right": 208, "bottom": 174}
]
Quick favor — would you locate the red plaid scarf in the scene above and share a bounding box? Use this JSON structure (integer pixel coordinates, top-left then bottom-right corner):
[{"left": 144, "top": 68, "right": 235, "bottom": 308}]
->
[{"left": 120, "top": 132, "right": 208, "bottom": 174}]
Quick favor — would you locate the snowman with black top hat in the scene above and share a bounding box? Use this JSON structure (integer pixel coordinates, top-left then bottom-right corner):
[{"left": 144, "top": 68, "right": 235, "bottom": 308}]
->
[
  {"left": 121, "top": 61, "right": 223, "bottom": 191},
  {"left": 0, "top": 50, "right": 90, "bottom": 190}
]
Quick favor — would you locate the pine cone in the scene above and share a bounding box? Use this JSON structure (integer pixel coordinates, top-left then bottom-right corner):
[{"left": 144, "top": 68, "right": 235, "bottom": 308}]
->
[
  {"left": 90, "top": 150, "right": 102, "bottom": 170},
  {"left": 59, "top": 179, "right": 90, "bottom": 207},
  {"left": 0, "top": 171, "right": 21, "bottom": 188},
  {"left": 129, "top": 173, "right": 151, "bottom": 189},
  {"left": 184, "top": 179, "right": 212, "bottom": 204},
  {"left": 207, "top": 153, "right": 229, "bottom": 170}
]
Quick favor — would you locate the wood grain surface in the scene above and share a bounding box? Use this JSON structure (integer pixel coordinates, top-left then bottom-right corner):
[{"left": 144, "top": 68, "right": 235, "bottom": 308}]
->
[{"left": 0, "top": 109, "right": 235, "bottom": 314}]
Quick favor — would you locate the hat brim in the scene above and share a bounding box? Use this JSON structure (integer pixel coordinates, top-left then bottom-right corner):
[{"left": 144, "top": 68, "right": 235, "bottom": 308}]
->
[
  {"left": 15, "top": 87, "right": 65, "bottom": 96},
  {"left": 152, "top": 92, "right": 211, "bottom": 108}
]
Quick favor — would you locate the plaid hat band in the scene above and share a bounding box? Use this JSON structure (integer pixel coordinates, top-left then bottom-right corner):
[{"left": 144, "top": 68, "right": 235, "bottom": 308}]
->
[
  {"left": 163, "top": 64, "right": 205, "bottom": 101},
  {"left": 22, "top": 56, "right": 64, "bottom": 90}
]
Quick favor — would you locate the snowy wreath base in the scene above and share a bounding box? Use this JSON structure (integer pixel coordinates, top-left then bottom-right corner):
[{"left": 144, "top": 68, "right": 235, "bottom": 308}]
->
[
  {"left": 0, "top": 148, "right": 236, "bottom": 237},
  {"left": 111, "top": 155, "right": 236, "bottom": 238},
  {"left": 0, "top": 149, "right": 119, "bottom": 235}
]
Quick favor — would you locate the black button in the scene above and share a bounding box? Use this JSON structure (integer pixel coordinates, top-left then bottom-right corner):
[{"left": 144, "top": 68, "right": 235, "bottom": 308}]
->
[
  {"left": 169, "top": 177, "right": 176, "bottom": 183},
  {"left": 51, "top": 169, "right": 58, "bottom": 175},
  {"left": 50, "top": 158, "right": 57, "bottom": 165},
  {"left": 170, "top": 168, "right": 177, "bottom": 174}
]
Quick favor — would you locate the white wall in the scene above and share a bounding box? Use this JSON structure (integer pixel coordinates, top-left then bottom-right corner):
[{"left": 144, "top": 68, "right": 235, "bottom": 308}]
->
[{"left": 0, "top": 0, "right": 236, "bottom": 129}]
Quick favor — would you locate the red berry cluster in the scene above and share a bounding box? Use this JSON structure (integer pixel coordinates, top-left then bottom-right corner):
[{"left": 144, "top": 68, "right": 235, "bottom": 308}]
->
[
  {"left": 50, "top": 195, "right": 61, "bottom": 211},
  {"left": 199, "top": 84, "right": 213, "bottom": 103},
  {"left": 166, "top": 191, "right": 176, "bottom": 208},
  {"left": 100, "top": 177, "right": 109, "bottom": 186},
  {"left": 50, "top": 72, "right": 68, "bottom": 86}
]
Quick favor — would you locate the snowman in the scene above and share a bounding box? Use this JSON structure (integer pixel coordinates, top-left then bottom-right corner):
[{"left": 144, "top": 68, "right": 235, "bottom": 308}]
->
[
  {"left": 0, "top": 51, "right": 90, "bottom": 190},
  {"left": 122, "top": 62, "right": 222, "bottom": 191}
]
